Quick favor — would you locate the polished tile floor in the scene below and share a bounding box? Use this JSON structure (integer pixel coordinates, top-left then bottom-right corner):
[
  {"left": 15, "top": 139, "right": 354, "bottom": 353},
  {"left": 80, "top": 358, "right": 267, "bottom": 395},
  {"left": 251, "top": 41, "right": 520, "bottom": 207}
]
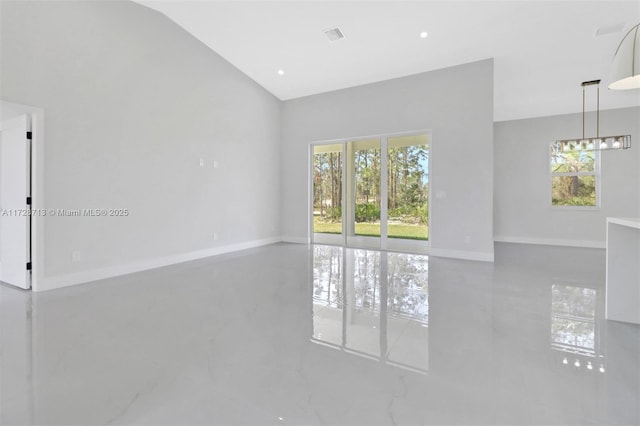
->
[{"left": 1, "top": 243, "right": 639, "bottom": 425}]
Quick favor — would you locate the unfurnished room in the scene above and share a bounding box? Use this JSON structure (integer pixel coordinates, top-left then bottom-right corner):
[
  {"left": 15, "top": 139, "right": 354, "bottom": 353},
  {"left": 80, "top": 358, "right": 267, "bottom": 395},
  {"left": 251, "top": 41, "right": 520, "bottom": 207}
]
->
[{"left": 1, "top": 1, "right": 639, "bottom": 425}]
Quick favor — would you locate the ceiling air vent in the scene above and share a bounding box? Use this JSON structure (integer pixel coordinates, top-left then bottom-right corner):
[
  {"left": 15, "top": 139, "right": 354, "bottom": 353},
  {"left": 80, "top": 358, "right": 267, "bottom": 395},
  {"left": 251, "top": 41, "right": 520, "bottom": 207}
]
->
[{"left": 324, "top": 27, "right": 345, "bottom": 42}]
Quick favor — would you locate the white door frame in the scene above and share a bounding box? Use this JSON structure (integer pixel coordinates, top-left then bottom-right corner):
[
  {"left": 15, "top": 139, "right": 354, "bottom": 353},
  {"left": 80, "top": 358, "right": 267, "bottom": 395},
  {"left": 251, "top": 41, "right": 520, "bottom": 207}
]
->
[
  {"left": 309, "top": 129, "right": 431, "bottom": 254},
  {"left": 1, "top": 100, "right": 45, "bottom": 290}
]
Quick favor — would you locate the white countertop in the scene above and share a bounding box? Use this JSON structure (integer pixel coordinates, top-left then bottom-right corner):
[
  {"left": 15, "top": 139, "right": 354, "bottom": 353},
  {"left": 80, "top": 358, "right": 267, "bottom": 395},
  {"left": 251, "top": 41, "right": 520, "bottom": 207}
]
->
[{"left": 607, "top": 217, "right": 640, "bottom": 229}]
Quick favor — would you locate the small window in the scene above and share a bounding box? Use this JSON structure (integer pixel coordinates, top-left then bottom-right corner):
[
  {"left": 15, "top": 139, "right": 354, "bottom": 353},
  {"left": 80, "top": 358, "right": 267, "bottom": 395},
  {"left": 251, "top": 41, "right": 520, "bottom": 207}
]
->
[{"left": 550, "top": 142, "right": 599, "bottom": 207}]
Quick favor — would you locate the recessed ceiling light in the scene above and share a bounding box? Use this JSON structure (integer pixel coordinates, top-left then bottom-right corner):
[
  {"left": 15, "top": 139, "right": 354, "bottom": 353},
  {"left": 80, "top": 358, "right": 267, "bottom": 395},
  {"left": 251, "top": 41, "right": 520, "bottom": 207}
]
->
[
  {"left": 277, "top": 69, "right": 284, "bottom": 76},
  {"left": 420, "top": 31, "right": 428, "bottom": 39}
]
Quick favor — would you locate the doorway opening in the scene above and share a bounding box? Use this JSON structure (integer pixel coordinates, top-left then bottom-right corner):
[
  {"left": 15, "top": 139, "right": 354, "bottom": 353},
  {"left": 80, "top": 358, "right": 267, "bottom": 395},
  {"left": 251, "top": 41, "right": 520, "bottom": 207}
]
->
[{"left": 311, "top": 132, "right": 430, "bottom": 253}]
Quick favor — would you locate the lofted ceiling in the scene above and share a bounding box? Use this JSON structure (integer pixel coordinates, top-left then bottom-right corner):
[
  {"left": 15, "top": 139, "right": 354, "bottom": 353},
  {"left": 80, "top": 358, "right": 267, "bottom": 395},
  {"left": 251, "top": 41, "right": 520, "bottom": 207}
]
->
[{"left": 135, "top": 0, "right": 640, "bottom": 121}]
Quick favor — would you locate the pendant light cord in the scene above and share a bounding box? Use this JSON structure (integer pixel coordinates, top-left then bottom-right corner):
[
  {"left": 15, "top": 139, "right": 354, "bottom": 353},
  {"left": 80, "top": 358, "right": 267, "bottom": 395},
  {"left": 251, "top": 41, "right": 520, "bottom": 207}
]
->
[
  {"left": 597, "top": 85, "right": 600, "bottom": 138},
  {"left": 582, "top": 85, "right": 585, "bottom": 139},
  {"left": 581, "top": 79, "right": 601, "bottom": 139}
]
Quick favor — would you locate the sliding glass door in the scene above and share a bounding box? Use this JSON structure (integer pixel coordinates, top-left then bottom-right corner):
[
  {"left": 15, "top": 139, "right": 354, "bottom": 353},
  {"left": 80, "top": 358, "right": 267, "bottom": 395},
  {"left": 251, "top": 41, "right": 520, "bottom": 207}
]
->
[
  {"left": 312, "top": 132, "right": 429, "bottom": 253},
  {"left": 386, "top": 134, "right": 429, "bottom": 252},
  {"left": 312, "top": 143, "right": 344, "bottom": 245},
  {"left": 346, "top": 138, "right": 382, "bottom": 250}
]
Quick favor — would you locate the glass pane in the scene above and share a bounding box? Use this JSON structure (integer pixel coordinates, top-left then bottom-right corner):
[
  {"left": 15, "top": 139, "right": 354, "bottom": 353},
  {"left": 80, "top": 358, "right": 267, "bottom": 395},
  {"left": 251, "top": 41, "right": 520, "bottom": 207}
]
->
[
  {"left": 313, "top": 144, "right": 343, "bottom": 234},
  {"left": 550, "top": 142, "right": 596, "bottom": 173},
  {"left": 552, "top": 175, "right": 596, "bottom": 206},
  {"left": 387, "top": 135, "right": 429, "bottom": 240},
  {"left": 351, "top": 139, "right": 381, "bottom": 238}
]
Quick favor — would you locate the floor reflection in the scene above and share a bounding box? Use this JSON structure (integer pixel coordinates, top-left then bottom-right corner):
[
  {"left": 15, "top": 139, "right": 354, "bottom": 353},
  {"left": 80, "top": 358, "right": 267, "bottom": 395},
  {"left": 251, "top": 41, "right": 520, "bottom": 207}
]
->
[
  {"left": 0, "top": 285, "right": 34, "bottom": 425},
  {"left": 551, "top": 284, "right": 598, "bottom": 357},
  {"left": 1, "top": 243, "right": 638, "bottom": 425},
  {"left": 311, "top": 246, "right": 429, "bottom": 373},
  {"left": 550, "top": 283, "right": 607, "bottom": 376}
]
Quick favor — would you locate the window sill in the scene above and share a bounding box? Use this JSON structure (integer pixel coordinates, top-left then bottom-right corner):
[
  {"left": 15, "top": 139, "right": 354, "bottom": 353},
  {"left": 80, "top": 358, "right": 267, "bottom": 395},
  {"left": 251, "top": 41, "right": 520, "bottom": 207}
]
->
[{"left": 550, "top": 205, "right": 601, "bottom": 212}]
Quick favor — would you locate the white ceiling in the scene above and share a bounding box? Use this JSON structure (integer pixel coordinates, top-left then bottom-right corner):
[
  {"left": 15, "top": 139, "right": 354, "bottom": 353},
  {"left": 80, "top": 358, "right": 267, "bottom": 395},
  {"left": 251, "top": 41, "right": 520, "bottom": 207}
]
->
[{"left": 135, "top": 0, "right": 640, "bottom": 121}]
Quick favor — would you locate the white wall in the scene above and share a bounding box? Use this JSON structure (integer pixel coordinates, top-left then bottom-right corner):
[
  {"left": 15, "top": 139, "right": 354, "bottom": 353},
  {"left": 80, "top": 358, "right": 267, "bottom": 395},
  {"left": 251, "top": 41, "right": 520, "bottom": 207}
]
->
[
  {"left": 281, "top": 60, "right": 495, "bottom": 261},
  {"left": 1, "top": 1, "right": 282, "bottom": 290},
  {"left": 494, "top": 107, "right": 640, "bottom": 247}
]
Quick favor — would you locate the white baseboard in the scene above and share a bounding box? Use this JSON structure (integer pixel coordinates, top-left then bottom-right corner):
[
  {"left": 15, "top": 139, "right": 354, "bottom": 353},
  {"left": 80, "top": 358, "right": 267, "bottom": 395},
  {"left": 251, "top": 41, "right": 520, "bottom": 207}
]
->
[
  {"left": 428, "top": 248, "right": 494, "bottom": 262},
  {"left": 36, "top": 237, "right": 281, "bottom": 292},
  {"left": 281, "top": 236, "right": 310, "bottom": 244},
  {"left": 34, "top": 236, "right": 515, "bottom": 291},
  {"left": 494, "top": 235, "right": 605, "bottom": 249}
]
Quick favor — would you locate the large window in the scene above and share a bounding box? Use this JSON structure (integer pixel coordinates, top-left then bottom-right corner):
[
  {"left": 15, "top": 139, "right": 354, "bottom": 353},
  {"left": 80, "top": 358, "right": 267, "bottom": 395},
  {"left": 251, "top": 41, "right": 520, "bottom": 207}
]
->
[
  {"left": 387, "top": 135, "right": 429, "bottom": 240},
  {"left": 550, "top": 142, "right": 599, "bottom": 207},
  {"left": 313, "top": 144, "right": 343, "bottom": 235},
  {"left": 351, "top": 139, "right": 382, "bottom": 238},
  {"left": 312, "top": 132, "right": 429, "bottom": 252}
]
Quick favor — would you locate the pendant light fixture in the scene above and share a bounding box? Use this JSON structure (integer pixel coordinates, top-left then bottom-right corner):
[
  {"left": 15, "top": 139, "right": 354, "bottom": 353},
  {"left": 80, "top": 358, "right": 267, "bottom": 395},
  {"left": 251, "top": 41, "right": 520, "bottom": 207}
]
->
[
  {"left": 554, "top": 80, "right": 631, "bottom": 152},
  {"left": 609, "top": 23, "right": 640, "bottom": 90}
]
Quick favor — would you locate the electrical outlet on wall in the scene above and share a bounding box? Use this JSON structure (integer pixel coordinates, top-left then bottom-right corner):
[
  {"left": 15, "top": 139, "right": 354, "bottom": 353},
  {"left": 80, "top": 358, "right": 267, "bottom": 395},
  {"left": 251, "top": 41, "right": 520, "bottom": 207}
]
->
[
  {"left": 464, "top": 236, "right": 471, "bottom": 244},
  {"left": 213, "top": 232, "right": 218, "bottom": 241},
  {"left": 71, "top": 251, "right": 81, "bottom": 262}
]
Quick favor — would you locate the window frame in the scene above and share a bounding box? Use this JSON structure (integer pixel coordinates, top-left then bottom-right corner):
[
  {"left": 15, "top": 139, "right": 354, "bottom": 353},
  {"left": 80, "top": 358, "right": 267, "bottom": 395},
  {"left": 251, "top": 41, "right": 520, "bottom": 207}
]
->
[
  {"left": 309, "top": 130, "right": 431, "bottom": 254},
  {"left": 549, "top": 143, "right": 601, "bottom": 210}
]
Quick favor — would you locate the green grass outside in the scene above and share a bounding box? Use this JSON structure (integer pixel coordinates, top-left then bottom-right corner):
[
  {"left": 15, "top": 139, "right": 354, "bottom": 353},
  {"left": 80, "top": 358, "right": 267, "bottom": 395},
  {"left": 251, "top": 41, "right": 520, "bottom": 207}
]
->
[{"left": 313, "top": 218, "right": 428, "bottom": 241}]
